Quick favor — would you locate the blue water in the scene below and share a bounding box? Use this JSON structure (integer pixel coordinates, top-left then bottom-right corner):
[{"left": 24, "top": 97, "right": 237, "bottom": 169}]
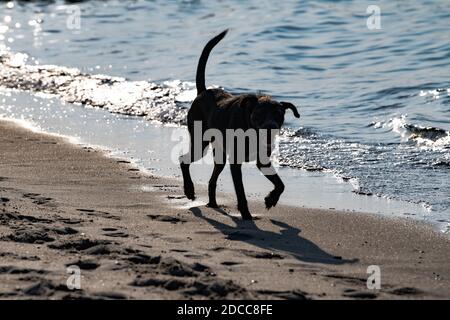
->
[{"left": 0, "top": 0, "right": 449, "bottom": 229}]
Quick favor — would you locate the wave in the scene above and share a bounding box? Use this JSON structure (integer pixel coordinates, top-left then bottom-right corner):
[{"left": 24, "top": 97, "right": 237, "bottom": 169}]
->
[
  {"left": 0, "top": 50, "right": 196, "bottom": 125},
  {"left": 3, "top": 49, "right": 448, "bottom": 153},
  {"left": 372, "top": 115, "right": 450, "bottom": 150}
]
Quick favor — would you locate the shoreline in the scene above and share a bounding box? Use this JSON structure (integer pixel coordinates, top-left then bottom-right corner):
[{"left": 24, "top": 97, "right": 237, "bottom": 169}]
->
[
  {"left": 0, "top": 90, "right": 436, "bottom": 228},
  {"left": 1, "top": 119, "right": 450, "bottom": 299}
]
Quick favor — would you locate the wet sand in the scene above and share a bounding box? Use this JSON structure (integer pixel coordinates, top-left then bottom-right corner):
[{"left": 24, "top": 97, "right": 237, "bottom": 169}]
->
[{"left": 0, "top": 119, "right": 449, "bottom": 299}]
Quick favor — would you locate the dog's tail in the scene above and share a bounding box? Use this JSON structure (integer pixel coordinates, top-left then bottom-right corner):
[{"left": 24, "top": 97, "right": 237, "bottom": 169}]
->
[{"left": 196, "top": 29, "right": 228, "bottom": 95}]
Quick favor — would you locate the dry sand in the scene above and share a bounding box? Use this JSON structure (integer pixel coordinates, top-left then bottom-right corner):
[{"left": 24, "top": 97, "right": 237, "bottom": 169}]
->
[{"left": 0, "top": 120, "right": 449, "bottom": 300}]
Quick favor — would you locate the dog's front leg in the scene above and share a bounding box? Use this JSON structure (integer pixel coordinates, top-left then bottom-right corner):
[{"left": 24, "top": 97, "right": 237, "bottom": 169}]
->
[
  {"left": 207, "top": 162, "right": 225, "bottom": 208},
  {"left": 230, "top": 164, "right": 252, "bottom": 220},
  {"left": 179, "top": 139, "right": 209, "bottom": 200},
  {"left": 256, "top": 161, "right": 285, "bottom": 209}
]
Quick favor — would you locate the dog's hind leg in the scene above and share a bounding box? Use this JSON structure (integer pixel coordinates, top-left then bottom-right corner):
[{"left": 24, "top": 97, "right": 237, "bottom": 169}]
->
[
  {"left": 206, "top": 161, "right": 225, "bottom": 208},
  {"left": 179, "top": 138, "right": 209, "bottom": 200},
  {"left": 256, "top": 161, "right": 285, "bottom": 209},
  {"left": 230, "top": 164, "right": 252, "bottom": 220}
]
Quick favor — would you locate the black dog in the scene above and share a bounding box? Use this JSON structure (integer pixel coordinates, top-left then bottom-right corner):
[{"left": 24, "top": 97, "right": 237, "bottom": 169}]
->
[{"left": 180, "top": 30, "right": 300, "bottom": 220}]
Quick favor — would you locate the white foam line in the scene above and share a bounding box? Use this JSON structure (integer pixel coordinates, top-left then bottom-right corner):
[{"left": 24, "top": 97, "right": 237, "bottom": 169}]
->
[{"left": 0, "top": 115, "right": 80, "bottom": 145}]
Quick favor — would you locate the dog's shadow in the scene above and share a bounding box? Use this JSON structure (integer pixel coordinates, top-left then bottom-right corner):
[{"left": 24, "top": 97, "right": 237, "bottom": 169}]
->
[{"left": 190, "top": 207, "right": 357, "bottom": 265}]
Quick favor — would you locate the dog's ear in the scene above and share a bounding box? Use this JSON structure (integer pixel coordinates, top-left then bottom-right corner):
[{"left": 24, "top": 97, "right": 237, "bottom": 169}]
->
[
  {"left": 240, "top": 95, "right": 259, "bottom": 111},
  {"left": 280, "top": 102, "right": 300, "bottom": 118}
]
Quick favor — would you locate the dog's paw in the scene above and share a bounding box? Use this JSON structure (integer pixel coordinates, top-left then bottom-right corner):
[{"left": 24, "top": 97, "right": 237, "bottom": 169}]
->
[
  {"left": 238, "top": 204, "right": 253, "bottom": 220},
  {"left": 206, "top": 202, "right": 219, "bottom": 208},
  {"left": 265, "top": 191, "right": 281, "bottom": 209},
  {"left": 184, "top": 184, "right": 196, "bottom": 200}
]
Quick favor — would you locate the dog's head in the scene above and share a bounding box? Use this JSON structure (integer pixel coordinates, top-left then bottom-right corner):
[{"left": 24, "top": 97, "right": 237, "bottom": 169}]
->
[{"left": 240, "top": 95, "right": 300, "bottom": 130}]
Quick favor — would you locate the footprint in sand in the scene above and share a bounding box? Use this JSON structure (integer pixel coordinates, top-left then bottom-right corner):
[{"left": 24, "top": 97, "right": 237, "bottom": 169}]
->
[
  {"left": 170, "top": 249, "right": 188, "bottom": 253},
  {"left": 342, "top": 291, "right": 377, "bottom": 299},
  {"left": 0, "top": 252, "right": 41, "bottom": 261},
  {"left": 127, "top": 253, "right": 161, "bottom": 265},
  {"left": 221, "top": 261, "right": 241, "bottom": 266},
  {"left": 147, "top": 214, "right": 186, "bottom": 224},
  {"left": 1, "top": 197, "right": 10, "bottom": 204},
  {"left": 184, "top": 253, "right": 209, "bottom": 259},
  {"left": 131, "top": 278, "right": 186, "bottom": 291},
  {"left": 0, "top": 266, "right": 48, "bottom": 275},
  {"left": 1, "top": 228, "right": 55, "bottom": 244},
  {"left": 76, "top": 209, "right": 121, "bottom": 220},
  {"left": 104, "top": 231, "right": 129, "bottom": 238},
  {"left": 21, "top": 279, "right": 74, "bottom": 297},
  {"left": 23, "top": 193, "right": 55, "bottom": 207},
  {"left": 195, "top": 230, "right": 221, "bottom": 235},
  {"left": 52, "top": 226, "right": 78, "bottom": 235},
  {"left": 102, "top": 227, "right": 118, "bottom": 231},
  {"left": 57, "top": 217, "right": 84, "bottom": 225},
  {"left": 101, "top": 227, "right": 129, "bottom": 238},
  {"left": 389, "top": 287, "right": 423, "bottom": 296},
  {"left": 65, "top": 259, "right": 100, "bottom": 270},
  {"left": 130, "top": 274, "right": 247, "bottom": 299},
  {"left": 125, "top": 254, "right": 210, "bottom": 278},
  {"left": 257, "top": 289, "right": 308, "bottom": 300},
  {"left": 238, "top": 249, "right": 284, "bottom": 260},
  {"left": 0, "top": 212, "right": 53, "bottom": 224},
  {"left": 325, "top": 274, "right": 367, "bottom": 286},
  {"left": 83, "top": 244, "right": 115, "bottom": 256},
  {"left": 48, "top": 238, "right": 112, "bottom": 251},
  {"left": 93, "top": 292, "right": 127, "bottom": 300},
  {"left": 76, "top": 208, "right": 95, "bottom": 213}
]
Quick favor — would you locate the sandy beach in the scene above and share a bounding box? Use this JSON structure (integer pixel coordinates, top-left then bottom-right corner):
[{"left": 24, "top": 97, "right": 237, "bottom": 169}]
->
[{"left": 0, "top": 119, "right": 449, "bottom": 300}]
